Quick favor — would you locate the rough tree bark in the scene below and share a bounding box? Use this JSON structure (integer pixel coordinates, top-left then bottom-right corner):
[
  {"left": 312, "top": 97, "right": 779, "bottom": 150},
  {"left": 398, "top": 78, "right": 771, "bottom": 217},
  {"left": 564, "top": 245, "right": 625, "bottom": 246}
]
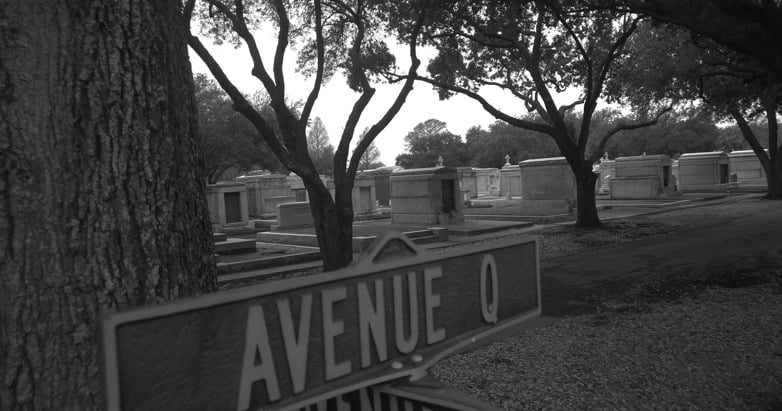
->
[{"left": 0, "top": 1, "right": 217, "bottom": 409}]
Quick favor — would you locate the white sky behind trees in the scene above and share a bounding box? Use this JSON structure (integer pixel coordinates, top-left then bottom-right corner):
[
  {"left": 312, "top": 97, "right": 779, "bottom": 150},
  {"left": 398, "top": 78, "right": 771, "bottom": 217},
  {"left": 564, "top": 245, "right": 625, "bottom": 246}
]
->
[{"left": 188, "top": 31, "right": 580, "bottom": 167}]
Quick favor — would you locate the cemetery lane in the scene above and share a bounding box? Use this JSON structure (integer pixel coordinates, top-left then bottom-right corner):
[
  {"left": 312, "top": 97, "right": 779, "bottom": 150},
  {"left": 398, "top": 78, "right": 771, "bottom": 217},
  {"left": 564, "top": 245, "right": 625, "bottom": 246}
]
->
[{"left": 541, "top": 198, "right": 782, "bottom": 316}]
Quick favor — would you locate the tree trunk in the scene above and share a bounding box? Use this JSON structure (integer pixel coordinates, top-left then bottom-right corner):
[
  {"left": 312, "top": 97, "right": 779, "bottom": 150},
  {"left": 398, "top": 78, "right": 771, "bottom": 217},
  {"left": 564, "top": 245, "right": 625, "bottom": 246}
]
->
[
  {"left": 0, "top": 1, "right": 217, "bottom": 409},
  {"left": 767, "top": 147, "right": 782, "bottom": 199},
  {"left": 574, "top": 166, "right": 601, "bottom": 227},
  {"left": 306, "top": 181, "right": 355, "bottom": 271}
]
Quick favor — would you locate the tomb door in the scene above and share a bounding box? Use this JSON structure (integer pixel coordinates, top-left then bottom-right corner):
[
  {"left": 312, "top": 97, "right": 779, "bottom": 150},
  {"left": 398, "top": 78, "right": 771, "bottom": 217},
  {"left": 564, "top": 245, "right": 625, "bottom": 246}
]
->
[
  {"left": 441, "top": 179, "right": 455, "bottom": 213},
  {"left": 662, "top": 166, "right": 670, "bottom": 187},
  {"left": 224, "top": 192, "right": 242, "bottom": 223},
  {"left": 294, "top": 188, "right": 307, "bottom": 202},
  {"left": 720, "top": 164, "right": 729, "bottom": 184},
  {"left": 359, "top": 187, "right": 372, "bottom": 211}
]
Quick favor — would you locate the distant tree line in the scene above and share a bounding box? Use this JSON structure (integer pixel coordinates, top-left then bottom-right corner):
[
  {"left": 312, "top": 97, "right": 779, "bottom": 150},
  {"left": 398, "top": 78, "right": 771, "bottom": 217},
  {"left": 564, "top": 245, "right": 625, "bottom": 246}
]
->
[{"left": 395, "top": 111, "right": 764, "bottom": 169}]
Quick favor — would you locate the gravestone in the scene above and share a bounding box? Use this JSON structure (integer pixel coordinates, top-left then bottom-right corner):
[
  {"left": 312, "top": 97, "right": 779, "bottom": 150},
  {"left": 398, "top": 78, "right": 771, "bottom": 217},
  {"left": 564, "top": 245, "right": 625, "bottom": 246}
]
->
[
  {"left": 518, "top": 157, "right": 576, "bottom": 213},
  {"left": 610, "top": 154, "right": 674, "bottom": 199},
  {"left": 677, "top": 151, "right": 731, "bottom": 192},
  {"left": 237, "top": 172, "right": 295, "bottom": 218},
  {"left": 352, "top": 172, "right": 377, "bottom": 215},
  {"left": 389, "top": 166, "right": 465, "bottom": 225},
  {"left": 206, "top": 182, "right": 251, "bottom": 232},
  {"left": 728, "top": 149, "right": 769, "bottom": 189},
  {"left": 99, "top": 233, "right": 540, "bottom": 411}
]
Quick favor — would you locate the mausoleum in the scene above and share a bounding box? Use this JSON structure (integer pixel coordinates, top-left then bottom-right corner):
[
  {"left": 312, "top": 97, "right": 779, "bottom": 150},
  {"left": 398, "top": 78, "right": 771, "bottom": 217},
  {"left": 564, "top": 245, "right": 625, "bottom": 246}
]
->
[
  {"left": 474, "top": 167, "right": 500, "bottom": 196},
  {"left": 236, "top": 172, "right": 295, "bottom": 218},
  {"left": 457, "top": 167, "right": 478, "bottom": 199},
  {"left": 205, "top": 182, "right": 250, "bottom": 232},
  {"left": 389, "top": 166, "right": 464, "bottom": 225},
  {"left": 728, "top": 149, "right": 768, "bottom": 189},
  {"left": 677, "top": 151, "right": 731, "bottom": 192},
  {"left": 352, "top": 172, "right": 377, "bottom": 215},
  {"left": 610, "top": 154, "right": 674, "bottom": 198},
  {"left": 500, "top": 161, "right": 522, "bottom": 197},
  {"left": 518, "top": 157, "right": 576, "bottom": 212}
]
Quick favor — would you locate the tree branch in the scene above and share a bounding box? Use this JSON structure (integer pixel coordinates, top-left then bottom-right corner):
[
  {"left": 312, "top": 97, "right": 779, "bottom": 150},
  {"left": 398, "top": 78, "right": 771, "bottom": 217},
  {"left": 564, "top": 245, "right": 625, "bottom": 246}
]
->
[
  {"left": 414, "top": 75, "right": 554, "bottom": 135},
  {"left": 588, "top": 105, "right": 672, "bottom": 164},
  {"left": 346, "top": 6, "right": 429, "bottom": 182},
  {"left": 187, "top": 34, "right": 292, "bottom": 166},
  {"left": 300, "top": 0, "right": 325, "bottom": 125}
]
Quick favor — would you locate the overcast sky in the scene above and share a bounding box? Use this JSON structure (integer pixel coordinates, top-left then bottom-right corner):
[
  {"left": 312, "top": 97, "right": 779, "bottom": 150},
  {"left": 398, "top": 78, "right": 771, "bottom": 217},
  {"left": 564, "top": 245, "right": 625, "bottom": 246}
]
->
[{"left": 188, "top": 34, "right": 577, "bottom": 167}]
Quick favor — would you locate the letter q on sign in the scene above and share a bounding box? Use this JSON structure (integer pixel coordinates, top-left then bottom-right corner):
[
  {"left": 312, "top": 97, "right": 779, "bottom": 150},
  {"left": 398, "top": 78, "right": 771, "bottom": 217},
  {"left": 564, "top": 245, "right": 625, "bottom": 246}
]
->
[{"left": 480, "top": 254, "right": 499, "bottom": 324}]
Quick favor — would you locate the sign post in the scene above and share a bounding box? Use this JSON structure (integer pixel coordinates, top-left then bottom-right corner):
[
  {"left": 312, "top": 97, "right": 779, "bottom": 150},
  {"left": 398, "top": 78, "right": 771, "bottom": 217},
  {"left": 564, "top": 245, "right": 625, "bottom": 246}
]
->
[{"left": 100, "top": 233, "right": 540, "bottom": 410}]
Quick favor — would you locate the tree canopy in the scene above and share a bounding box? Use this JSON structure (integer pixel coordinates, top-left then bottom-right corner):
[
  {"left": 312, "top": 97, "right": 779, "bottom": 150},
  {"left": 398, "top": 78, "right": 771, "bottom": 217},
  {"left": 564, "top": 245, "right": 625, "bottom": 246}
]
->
[
  {"left": 395, "top": 119, "right": 470, "bottom": 168},
  {"left": 194, "top": 74, "right": 285, "bottom": 182},
  {"left": 390, "top": 0, "right": 670, "bottom": 226}
]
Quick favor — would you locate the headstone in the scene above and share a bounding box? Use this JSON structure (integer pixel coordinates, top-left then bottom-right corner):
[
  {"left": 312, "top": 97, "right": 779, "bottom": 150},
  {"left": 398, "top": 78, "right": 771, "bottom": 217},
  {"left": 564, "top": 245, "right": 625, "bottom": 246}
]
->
[
  {"left": 205, "top": 182, "right": 251, "bottom": 232},
  {"left": 518, "top": 157, "right": 576, "bottom": 213},
  {"left": 610, "top": 154, "right": 674, "bottom": 198},
  {"left": 237, "top": 172, "right": 295, "bottom": 218},
  {"left": 728, "top": 149, "right": 769, "bottom": 189},
  {"left": 389, "top": 166, "right": 465, "bottom": 225},
  {"left": 677, "top": 151, "right": 731, "bottom": 192}
]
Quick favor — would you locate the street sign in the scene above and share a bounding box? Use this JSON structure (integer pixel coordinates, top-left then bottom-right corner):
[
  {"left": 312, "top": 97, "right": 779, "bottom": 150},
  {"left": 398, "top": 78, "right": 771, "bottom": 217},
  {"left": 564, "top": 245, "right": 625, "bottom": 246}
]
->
[{"left": 100, "top": 233, "right": 540, "bottom": 410}]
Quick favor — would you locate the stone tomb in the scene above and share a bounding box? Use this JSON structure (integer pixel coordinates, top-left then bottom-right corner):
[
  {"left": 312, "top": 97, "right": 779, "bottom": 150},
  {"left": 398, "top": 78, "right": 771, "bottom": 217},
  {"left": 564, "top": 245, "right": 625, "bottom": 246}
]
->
[
  {"left": 474, "top": 167, "right": 501, "bottom": 196},
  {"left": 610, "top": 154, "right": 674, "bottom": 198},
  {"left": 352, "top": 172, "right": 377, "bottom": 214},
  {"left": 206, "top": 182, "right": 250, "bottom": 232},
  {"left": 728, "top": 149, "right": 769, "bottom": 188},
  {"left": 518, "top": 157, "right": 576, "bottom": 213},
  {"left": 500, "top": 163, "right": 522, "bottom": 197},
  {"left": 677, "top": 151, "right": 731, "bottom": 192},
  {"left": 236, "top": 173, "right": 295, "bottom": 218},
  {"left": 389, "top": 166, "right": 465, "bottom": 225},
  {"left": 457, "top": 167, "right": 478, "bottom": 199},
  {"left": 287, "top": 174, "right": 309, "bottom": 202},
  {"left": 272, "top": 201, "right": 313, "bottom": 231}
]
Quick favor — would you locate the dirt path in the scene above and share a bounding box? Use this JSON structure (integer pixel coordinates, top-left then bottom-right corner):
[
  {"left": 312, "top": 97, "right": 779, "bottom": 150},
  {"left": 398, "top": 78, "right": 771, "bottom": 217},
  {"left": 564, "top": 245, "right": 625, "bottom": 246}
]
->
[{"left": 541, "top": 200, "right": 782, "bottom": 316}]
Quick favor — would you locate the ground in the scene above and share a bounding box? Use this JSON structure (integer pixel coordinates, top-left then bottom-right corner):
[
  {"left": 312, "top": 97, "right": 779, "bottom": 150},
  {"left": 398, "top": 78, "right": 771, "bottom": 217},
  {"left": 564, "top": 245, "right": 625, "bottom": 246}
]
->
[{"left": 429, "top": 197, "right": 782, "bottom": 409}]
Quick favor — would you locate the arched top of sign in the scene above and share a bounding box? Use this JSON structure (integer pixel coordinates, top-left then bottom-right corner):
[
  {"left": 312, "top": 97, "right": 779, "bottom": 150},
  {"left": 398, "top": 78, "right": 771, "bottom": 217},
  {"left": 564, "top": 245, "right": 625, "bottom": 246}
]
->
[{"left": 354, "top": 232, "right": 424, "bottom": 267}]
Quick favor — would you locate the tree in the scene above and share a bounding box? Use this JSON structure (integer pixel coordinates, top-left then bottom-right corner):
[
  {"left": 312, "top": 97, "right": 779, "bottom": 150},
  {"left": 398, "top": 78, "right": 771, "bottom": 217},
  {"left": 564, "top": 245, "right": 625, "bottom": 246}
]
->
[
  {"left": 395, "top": 119, "right": 471, "bottom": 168},
  {"left": 598, "top": 0, "right": 782, "bottom": 82},
  {"left": 401, "top": 1, "right": 670, "bottom": 226},
  {"left": 1, "top": 1, "right": 216, "bottom": 409},
  {"left": 195, "top": 74, "right": 285, "bottom": 183},
  {"left": 187, "top": 0, "right": 429, "bottom": 270},
  {"left": 466, "top": 119, "right": 560, "bottom": 168},
  {"left": 307, "top": 117, "right": 336, "bottom": 176},
  {"left": 606, "top": 21, "right": 782, "bottom": 198},
  {"left": 355, "top": 127, "right": 386, "bottom": 171}
]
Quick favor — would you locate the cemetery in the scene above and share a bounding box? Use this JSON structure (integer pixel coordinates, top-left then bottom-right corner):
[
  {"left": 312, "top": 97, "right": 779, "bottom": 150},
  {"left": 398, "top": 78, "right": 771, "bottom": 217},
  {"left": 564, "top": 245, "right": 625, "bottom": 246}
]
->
[{"left": 10, "top": 1, "right": 782, "bottom": 410}]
